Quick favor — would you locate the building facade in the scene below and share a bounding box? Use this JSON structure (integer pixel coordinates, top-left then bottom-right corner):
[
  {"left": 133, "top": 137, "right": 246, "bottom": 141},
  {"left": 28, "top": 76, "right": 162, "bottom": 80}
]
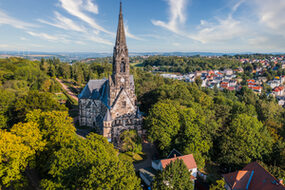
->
[{"left": 78, "top": 3, "right": 142, "bottom": 143}]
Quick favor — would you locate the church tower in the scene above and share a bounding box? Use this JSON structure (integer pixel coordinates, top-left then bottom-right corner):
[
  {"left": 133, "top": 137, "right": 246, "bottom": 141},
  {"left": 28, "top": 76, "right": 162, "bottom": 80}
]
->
[
  {"left": 79, "top": 2, "right": 142, "bottom": 143},
  {"left": 109, "top": 2, "right": 136, "bottom": 108}
]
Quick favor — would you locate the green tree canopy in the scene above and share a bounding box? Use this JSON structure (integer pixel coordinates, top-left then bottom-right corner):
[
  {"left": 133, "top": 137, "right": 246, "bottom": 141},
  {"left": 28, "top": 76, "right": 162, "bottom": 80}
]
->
[
  {"left": 12, "top": 91, "right": 67, "bottom": 124},
  {"left": 41, "top": 133, "right": 141, "bottom": 190},
  {"left": 153, "top": 159, "right": 193, "bottom": 190},
  {"left": 219, "top": 114, "right": 273, "bottom": 168},
  {"left": 120, "top": 130, "right": 142, "bottom": 153}
]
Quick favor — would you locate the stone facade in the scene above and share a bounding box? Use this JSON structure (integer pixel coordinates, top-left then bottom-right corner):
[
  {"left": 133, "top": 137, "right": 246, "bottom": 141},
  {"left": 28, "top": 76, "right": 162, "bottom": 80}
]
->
[{"left": 78, "top": 2, "right": 142, "bottom": 143}]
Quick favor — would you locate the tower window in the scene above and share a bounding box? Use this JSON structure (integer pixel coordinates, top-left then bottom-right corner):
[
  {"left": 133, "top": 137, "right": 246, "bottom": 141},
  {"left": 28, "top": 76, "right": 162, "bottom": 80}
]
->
[
  {"left": 120, "top": 59, "right": 125, "bottom": 73},
  {"left": 122, "top": 101, "right": 126, "bottom": 108}
]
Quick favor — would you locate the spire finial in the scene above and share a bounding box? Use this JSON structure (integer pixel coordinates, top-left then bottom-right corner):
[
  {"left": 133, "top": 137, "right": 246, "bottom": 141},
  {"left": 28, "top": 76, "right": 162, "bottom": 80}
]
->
[{"left": 120, "top": 1, "right": 122, "bottom": 14}]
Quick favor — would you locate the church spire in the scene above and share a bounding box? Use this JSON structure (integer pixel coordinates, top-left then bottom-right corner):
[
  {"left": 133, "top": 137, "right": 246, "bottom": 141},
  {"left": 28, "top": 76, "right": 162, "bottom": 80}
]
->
[
  {"left": 115, "top": 1, "right": 127, "bottom": 47},
  {"left": 111, "top": 1, "right": 130, "bottom": 87}
]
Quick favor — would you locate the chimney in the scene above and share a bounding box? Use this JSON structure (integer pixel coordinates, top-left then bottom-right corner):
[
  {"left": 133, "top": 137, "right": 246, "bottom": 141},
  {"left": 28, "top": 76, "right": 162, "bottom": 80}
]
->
[{"left": 279, "top": 179, "right": 283, "bottom": 185}]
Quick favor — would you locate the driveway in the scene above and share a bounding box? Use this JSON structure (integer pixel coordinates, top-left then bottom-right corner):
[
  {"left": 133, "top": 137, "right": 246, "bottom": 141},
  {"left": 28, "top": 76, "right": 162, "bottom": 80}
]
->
[{"left": 134, "top": 141, "right": 158, "bottom": 171}]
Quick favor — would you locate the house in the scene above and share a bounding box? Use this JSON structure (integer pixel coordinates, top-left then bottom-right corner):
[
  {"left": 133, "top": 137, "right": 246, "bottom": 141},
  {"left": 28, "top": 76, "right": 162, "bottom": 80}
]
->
[
  {"left": 224, "top": 69, "right": 233, "bottom": 75},
  {"left": 273, "top": 86, "right": 285, "bottom": 96},
  {"left": 220, "top": 82, "right": 229, "bottom": 89},
  {"left": 268, "top": 80, "right": 281, "bottom": 89},
  {"left": 258, "top": 77, "right": 268, "bottom": 83},
  {"left": 152, "top": 153, "right": 198, "bottom": 178},
  {"left": 223, "top": 162, "right": 285, "bottom": 190},
  {"left": 249, "top": 86, "right": 263, "bottom": 93},
  {"left": 277, "top": 96, "right": 285, "bottom": 107},
  {"left": 139, "top": 149, "right": 198, "bottom": 187},
  {"left": 229, "top": 80, "right": 237, "bottom": 87}
]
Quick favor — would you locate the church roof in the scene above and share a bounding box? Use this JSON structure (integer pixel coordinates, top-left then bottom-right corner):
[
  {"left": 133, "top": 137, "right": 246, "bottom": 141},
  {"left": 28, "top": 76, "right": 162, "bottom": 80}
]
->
[
  {"left": 104, "top": 109, "right": 112, "bottom": 121},
  {"left": 79, "top": 76, "right": 134, "bottom": 109},
  {"left": 78, "top": 79, "right": 109, "bottom": 107}
]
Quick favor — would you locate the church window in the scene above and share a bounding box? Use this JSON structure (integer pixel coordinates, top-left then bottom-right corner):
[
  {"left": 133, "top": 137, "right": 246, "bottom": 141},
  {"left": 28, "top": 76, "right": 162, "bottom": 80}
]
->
[
  {"left": 120, "top": 58, "right": 125, "bottom": 73},
  {"left": 122, "top": 101, "right": 126, "bottom": 108}
]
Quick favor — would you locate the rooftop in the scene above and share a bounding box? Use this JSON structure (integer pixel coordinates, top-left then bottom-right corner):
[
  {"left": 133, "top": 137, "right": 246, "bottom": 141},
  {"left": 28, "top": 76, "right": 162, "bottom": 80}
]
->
[
  {"left": 161, "top": 154, "right": 197, "bottom": 170},
  {"left": 223, "top": 162, "right": 285, "bottom": 190}
]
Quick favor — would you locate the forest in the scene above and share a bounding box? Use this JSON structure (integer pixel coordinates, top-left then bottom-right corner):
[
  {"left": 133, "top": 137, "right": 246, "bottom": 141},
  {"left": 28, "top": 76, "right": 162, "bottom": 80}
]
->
[
  {"left": 0, "top": 56, "right": 284, "bottom": 189},
  {"left": 136, "top": 70, "right": 284, "bottom": 182}
]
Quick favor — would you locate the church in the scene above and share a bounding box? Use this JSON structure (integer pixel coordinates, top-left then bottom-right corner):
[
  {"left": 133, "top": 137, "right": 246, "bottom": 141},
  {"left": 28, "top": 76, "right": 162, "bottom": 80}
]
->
[{"left": 78, "top": 2, "right": 143, "bottom": 143}]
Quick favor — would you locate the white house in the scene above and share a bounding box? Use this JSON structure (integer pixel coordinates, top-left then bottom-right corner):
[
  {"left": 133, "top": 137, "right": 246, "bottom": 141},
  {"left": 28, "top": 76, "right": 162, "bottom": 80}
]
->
[{"left": 151, "top": 154, "right": 198, "bottom": 178}]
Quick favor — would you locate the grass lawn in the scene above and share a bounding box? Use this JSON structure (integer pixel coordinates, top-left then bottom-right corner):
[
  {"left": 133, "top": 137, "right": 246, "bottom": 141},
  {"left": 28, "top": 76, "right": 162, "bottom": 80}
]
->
[
  {"left": 54, "top": 93, "right": 68, "bottom": 102},
  {"left": 131, "top": 62, "right": 144, "bottom": 68},
  {"left": 119, "top": 152, "right": 146, "bottom": 163}
]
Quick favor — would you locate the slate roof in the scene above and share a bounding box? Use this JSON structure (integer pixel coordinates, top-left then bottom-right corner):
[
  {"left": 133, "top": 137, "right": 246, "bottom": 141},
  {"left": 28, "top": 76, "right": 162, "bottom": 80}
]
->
[
  {"left": 104, "top": 109, "right": 112, "bottom": 121},
  {"left": 167, "top": 148, "right": 183, "bottom": 159},
  {"left": 223, "top": 162, "right": 285, "bottom": 190},
  {"left": 78, "top": 76, "right": 134, "bottom": 109},
  {"left": 78, "top": 79, "right": 109, "bottom": 107}
]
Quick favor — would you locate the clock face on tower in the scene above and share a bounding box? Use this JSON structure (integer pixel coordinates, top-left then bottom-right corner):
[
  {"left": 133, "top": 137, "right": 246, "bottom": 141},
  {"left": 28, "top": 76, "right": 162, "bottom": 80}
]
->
[{"left": 120, "top": 77, "right": 125, "bottom": 83}]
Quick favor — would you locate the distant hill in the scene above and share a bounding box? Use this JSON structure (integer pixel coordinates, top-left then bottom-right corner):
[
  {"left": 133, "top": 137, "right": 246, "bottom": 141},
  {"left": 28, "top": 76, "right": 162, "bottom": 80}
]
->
[{"left": 1, "top": 51, "right": 284, "bottom": 62}]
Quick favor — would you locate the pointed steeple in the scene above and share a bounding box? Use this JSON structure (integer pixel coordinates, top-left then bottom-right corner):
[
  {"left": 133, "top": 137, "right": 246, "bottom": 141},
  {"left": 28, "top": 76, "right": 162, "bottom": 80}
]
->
[
  {"left": 115, "top": 1, "right": 127, "bottom": 47},
  {"left": 110, "top": 1, "right": 130, "bottom": 95},
  {"left": 104, "top": 109, "right": 112, "bottom": 121}
]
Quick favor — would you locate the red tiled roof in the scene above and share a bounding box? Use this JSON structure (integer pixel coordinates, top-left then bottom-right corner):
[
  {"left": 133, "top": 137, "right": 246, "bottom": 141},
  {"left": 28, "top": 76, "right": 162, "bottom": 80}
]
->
[
  {"left": 223, "top": 162, "right": 285, "bottom": 190},
  {"left": 273, "top": 86, "right": 284, "bottom": 92},
  {"left": 160, "top": 154, "right": 197, "bottom": 170},
  {"left": 228, "top": 87, "right": 235, "bottom": 91},
  {"left": 249, "top": 86, "right": 262, "bottom": 90},
  {"left": 223, "top": 170, "right": 252, "bottom": 189}
]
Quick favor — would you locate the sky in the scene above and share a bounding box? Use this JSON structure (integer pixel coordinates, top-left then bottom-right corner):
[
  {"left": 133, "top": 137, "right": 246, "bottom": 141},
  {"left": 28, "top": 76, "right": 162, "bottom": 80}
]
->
[{"left": 0, "top": 0, "right": 285, "bottom": 53}]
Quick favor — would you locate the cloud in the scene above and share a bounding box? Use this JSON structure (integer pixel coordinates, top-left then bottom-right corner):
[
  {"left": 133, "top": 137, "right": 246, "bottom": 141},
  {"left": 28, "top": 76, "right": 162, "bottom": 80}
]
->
[
  {"left": 20, "top": 37, "right": 28, "bottom": 41},
  {"left": 84, "top": 0, "right": 99, "bottom": 14},
  {"left": 189, "top": 16, "right": 246, "bottom": 44},
  {"left": 75, "top": 41, "right": 86, "bottom": 45},
  {"left": 125, "top": 24, "right": 143, "bottom": 40},
  {"left": 89, "top": 36, "right": 113, "bottom": 46},
  {"left": 253, "top": 0, "right": 285, "bottom": 36},
  {"left": 58, "top": 0, "right": 112, "bottom": 35},
  {"left": 0, "top": 9, "right": 36, "bottom": 29},
  {"left": 27, "top": 31, "right": 65, "bottom": 41},
  {"left": 38, "top": 12, "right": 86, "bottom": 33},
  {"left": 152, "top": 0, "right": 188, "bottom": 33}
]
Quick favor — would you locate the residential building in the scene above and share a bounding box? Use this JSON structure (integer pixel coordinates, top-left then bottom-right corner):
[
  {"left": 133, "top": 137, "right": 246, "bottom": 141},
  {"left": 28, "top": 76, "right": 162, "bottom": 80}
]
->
[{"left": 223, "top": 162, "right": 285, "bottom": 190}]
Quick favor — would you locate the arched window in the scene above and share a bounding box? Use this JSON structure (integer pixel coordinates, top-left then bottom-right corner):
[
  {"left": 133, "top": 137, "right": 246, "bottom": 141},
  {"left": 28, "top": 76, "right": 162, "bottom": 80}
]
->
[{"left": 120, "top": 58, "right": 125, "bottom": 73}]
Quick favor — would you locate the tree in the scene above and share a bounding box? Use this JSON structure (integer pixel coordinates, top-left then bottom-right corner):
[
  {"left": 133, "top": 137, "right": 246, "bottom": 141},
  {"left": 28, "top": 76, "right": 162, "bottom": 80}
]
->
[
  {"left": 177, "top": 107, "right": 211, "bottom": 168},
  {"left": 25, "top": 110, "right": 76, "bottom": 149},
  {"left": 10, "top": 122, "right": 46, "bottom": 154},
  {"left": 146, "top": 101, "right": 180, "bottom": 153},
  {"left": 0, "top": 122, "right": 45, "bottom": 188},
  {"left": 209, "top": 179, "right": 225, "bottom": 190},
  {"left": 0, "top": 89, "right": 15, "bottom": 128},
  {"left": 40, "top": 133, "right": 141, "bottom": 190},
  {"left": 218, "top": 114, "right": 273, "bottom": 168},
  {"left": 0, "top": 130, "right": 33, "bottom": 187},
  {"left": 12, "top": 91, "right": 67, "bottom": 124},
  {"left": 120, "top": 130, "right": 142, "bottom": 153},
  {"left": 153, "top": 159, "right": 193, "bottom": 190},
  {"left": 195, "top": 77, "right": 202, "bottom": 87}
]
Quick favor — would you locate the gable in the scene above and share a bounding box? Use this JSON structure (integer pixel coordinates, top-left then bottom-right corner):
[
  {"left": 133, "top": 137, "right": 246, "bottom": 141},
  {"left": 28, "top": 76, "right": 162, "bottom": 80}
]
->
[{"left": 111, "top": 88, "right": 135, "bottom": 117}]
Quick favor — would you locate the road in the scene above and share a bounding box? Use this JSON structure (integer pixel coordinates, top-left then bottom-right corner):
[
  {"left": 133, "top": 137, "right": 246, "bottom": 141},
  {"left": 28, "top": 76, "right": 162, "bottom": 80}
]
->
[
  {"left": 134, "top": 141, "right": 158, "bottom": 171},
  {"left": 56, "top": 78, "right": 78, "bottom": 102}
]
